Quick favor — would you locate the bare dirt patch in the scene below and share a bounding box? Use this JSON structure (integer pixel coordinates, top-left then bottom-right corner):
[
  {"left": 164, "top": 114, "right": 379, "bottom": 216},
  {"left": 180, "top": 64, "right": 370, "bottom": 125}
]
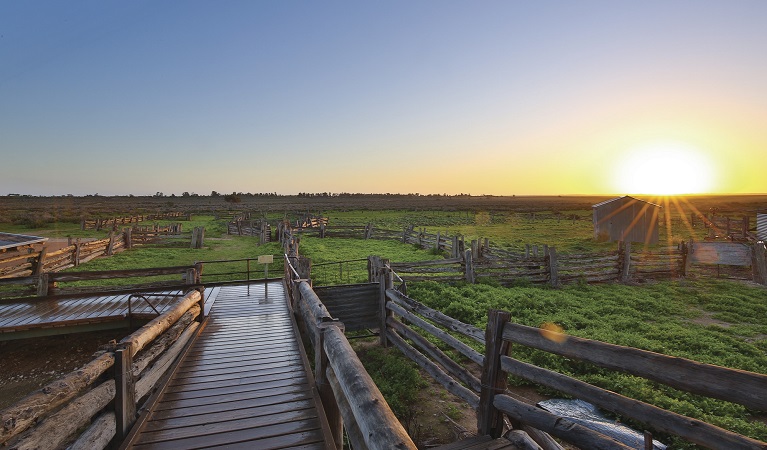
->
[{"left": 0, "top": 330, "right": 125, "bottom": 410}]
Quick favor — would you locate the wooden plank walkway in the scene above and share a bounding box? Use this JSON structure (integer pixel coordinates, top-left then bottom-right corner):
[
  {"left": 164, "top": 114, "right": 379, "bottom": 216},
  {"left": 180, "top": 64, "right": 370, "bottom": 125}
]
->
[
  {"left": 0, "top": 290, "right": 192, "bottom": 337},
  {"left": 124, "top": 281, "right": 334, "bottom": 449}
]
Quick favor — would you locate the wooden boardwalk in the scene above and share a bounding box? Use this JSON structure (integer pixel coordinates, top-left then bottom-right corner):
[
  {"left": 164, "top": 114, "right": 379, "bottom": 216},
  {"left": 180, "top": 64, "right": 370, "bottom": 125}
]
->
[
  {"left": 0, "top": 290, "right": 199, "bottom": 339},
  {"left": 123, "top": 281, "right": 334, "bottom": 449}
]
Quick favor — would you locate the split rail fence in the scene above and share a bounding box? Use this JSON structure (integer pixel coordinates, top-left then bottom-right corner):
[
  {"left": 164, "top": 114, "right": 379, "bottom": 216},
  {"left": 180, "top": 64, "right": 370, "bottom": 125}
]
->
[
  {"left": 81, "top": 212, "right": 188, "bottom": 231},
  {"left": 278, "top": 220, "right": 767, "bottom": 287},
  {"left": 374, "top": 266, "right": 767, "bottom": 449}
]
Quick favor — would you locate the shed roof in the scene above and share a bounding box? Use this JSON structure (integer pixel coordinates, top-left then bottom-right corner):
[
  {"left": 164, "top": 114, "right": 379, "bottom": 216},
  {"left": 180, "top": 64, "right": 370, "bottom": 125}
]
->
[
  {"left": 592, "top": 195, "right": 662, "bottom": 209},
  {"left": 0, "top": 232, "right": 48, "bottom": 251}
]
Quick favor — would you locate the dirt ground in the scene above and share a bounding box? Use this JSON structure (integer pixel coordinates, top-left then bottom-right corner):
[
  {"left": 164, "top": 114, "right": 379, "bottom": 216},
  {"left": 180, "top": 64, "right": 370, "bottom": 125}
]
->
[{"left": 0, "top": 329, "right": 126, "bottom": 410}]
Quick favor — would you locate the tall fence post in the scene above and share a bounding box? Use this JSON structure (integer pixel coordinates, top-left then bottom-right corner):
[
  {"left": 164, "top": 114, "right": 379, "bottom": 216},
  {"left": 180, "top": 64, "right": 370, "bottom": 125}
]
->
[
  {"left": 464, "top": 249, "right": 475, "bottom": 284},
  {"left": 316, "top": 321, "right": 345, "bottom": 450},
  {"left": 73, "top": 239, "right": 81, "bottom": 267},
  {"left": 106, "top": 231, "right": 115, "bottom": 256},
  {"left": 379, "top": 265, "right": 393, "bottom": 347},
  {"left": 752, "top": 241, "right": 767, "bottom": 286},
  {"left": 37, "top": 273, "right": 49, "bottom": 297},
  {"left": 478, "top": 309, "right": 510, "bottom": 438},
  {"left": 547, "top": 247, "right": 559, "bottom": 287},
  {"left": 124, "top": 228, "right": 132, "bottom": 250},
  {"left": 115, "top": 345, "right": 136, "bottom": 440},
  {"left": 620, "top": 241, "right": 632, "bottom": 282},
  {"left": 33, "top": 247, "right": 47, "bottom": 276}
]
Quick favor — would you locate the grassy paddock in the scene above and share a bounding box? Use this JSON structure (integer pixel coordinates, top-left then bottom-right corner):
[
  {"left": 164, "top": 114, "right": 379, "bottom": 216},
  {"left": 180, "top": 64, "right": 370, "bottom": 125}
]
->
[{"left": 406, "top": 279, "right": 767, "bottom": 447}]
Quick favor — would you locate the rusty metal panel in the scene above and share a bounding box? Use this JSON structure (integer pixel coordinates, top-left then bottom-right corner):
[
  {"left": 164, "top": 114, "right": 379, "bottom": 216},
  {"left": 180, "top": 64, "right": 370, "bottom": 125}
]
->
[{"left": 690, "top": 242, "right": 752, "bottom": 266}]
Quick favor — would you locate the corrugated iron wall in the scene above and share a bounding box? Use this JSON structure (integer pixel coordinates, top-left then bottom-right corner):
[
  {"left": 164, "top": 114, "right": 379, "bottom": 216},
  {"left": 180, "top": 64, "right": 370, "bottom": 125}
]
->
[
  {"left": 314, "top": 283, "right": 380, "bottom": 331},
  {"left": 593, "top": 197, "right": 660, "bottom": 245},
  {"left": 758, "top": 213, "right": 767, "bottom": 241}
]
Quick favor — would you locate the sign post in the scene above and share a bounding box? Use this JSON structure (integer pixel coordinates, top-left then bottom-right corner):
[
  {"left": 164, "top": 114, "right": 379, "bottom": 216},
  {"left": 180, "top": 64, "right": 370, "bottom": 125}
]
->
[{"left": 258, "top": 254, "right": 274, "bottom": 298}]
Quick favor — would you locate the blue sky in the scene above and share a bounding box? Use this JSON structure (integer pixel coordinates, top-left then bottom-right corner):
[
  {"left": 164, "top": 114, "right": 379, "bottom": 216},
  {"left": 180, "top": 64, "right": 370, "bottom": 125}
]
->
[{"left": 2, "top": 1, "right": 766, "bottom": 196}]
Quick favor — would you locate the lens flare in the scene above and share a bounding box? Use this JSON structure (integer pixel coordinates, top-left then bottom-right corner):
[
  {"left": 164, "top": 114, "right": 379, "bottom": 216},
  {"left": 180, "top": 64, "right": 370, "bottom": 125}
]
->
[{"left": 614, "top": 142, "right": 715, "bottom": 195}]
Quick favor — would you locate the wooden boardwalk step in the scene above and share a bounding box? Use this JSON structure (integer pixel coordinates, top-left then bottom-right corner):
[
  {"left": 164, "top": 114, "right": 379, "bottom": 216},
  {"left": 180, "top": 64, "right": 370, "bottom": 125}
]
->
[{"left": 123, "top": 281, "right": 334, "bottom": 450}]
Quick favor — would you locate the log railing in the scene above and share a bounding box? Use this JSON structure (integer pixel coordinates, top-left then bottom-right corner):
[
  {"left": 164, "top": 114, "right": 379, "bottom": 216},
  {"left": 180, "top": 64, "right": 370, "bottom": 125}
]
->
[
  {"left": 478, "top": 309, "right": 767, "bottom": 450},
  {"left": 0, "top": 265, "right": 201, "bottom": 300},
  {"left": 0, "top": 288, "right": 205, "bottom": 450},
  {"left": 284, "top": 256, "right": 416, "bottom": 450}
]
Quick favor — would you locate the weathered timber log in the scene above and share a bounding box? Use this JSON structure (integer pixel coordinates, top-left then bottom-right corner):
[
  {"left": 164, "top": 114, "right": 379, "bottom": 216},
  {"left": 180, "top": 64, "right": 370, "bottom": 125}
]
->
[
  {"left": 393, "top": 266, "right": 464, "bottom": 274},
  {"left": 493, "top": 394, "right": 633, "bottom": 450},
  {"left": 390, "top": 258, "right": 463, "bottom": 268},
  {"left": 132, "top": 304, "right": 201, "bottom": 376},
  {"left": 50, "top": 266, "right": 194, "bottom": 282},
  {"left": 326, "top": 366, "right": 368, "bottom": 450},
  {"left": 0, "top": 352, "right": 114, "bottom": 445},
  {"left": 0, "top": 276, "right": 37, "bottom": 286},
  {"left": 387, "top": 317, "right": 481, "bottom": 393},
  {"left": 386, "top": 301, "right": 483, "bottom": 365},
  {"left": 502, "top": 322, "right": 767, "bottom": 412},
  {"left": 68, "top": 411, "right": 115, "bottom": 450},
  {"left": 559, "top": 273, "right": 620, "bottom": 283},
  {"left": 559, "top": 261, "right": 620, "bottom": 272},
  {"left": 8, "top": 380, "right": 115, "bottom": 450},
  {"left": 0, "top": 252, "right": 37, "bottom": 266},
  {"left": 135, "top": 321, "right": 199, "bottom": 400},
  {"left": 521, "top": 425, "right": 566, "bottom": 450},
  {"left": 398, "top": 275, "right": 466, "bottom": 282},
  {"left": 501, "top": 356, "right": 767, "bottom": 450},
  {"left": 323, "top": 326, "right": 416, "bottom": 450},
  {"left": 386, "top": 327, "right": 479, "bottom": 409},
  {"left": 386, "top": 289, "right": 485, "bottom": 343},
  {"left": 298, "top": 281, "right": 333, "bottom": 322},
  {"left": 505, "top": 430, "right": 544, "bottom": 450},
  {"left": 120, "top": 290, "right": 201, "bottom": 357}
]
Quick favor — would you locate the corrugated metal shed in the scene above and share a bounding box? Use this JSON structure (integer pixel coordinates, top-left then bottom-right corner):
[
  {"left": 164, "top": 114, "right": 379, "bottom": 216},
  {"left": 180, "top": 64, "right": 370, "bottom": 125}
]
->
[
  {"left": 758, "top": 213, "right": 767, "bottom": 241},
  {"left": 592, "top": 196, "right": 661, "bottom": 244},
  {"left": 0, "top": 232, "right": 48, "bottom": 251}
]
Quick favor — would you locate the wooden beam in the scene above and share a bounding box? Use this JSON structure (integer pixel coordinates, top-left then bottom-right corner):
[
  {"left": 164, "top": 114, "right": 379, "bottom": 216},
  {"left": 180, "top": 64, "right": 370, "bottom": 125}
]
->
[
  {"left": 493, "top": 394, "right": 633, "bottom": 450},
  {"left": 501, "top": 356, "right": 767, "bottom": 450},
  {"left": 501, "top": 322, "right": 767, "bottom": 412},
  {"left": 323, "top": 325, "right": 416, "bottom": 450}
]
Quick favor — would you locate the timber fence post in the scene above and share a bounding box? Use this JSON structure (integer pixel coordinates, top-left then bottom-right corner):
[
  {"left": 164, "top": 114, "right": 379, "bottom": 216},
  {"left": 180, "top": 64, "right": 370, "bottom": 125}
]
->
[
  {"left": 478, "top": 309, "right": 511, "bottom": 438},
  {"left": 620, "top": 241, "right": 632, "bottom": 282},
  {"left": 37, "top": 273, "right": 49, "bottom": 297},
  {"left": 34, "top": 247, "right": 47, "bottom": 276},
  {"left": 379, "top": 264, "right": 393, "bottom": 347},
  {"left": 547, "top": 247, "right": 559, "bottom": 287},
  {"left": 464, "top": 250, "right": 475, "bottom": 284},
  {"left": 752, "top": 241, "right": 767, "bottom": 285},
  {"left": 316, "top": 321, "right": 345, "bottom": 450},
  {"left": 74, "top": 239, "right": 81, "bottom": 267},
  {"left": 106, "top": 231, "right": 115, "bottom": 256},
  {"left": 115, "top": 345, "right": 136, "bottom": 440}
]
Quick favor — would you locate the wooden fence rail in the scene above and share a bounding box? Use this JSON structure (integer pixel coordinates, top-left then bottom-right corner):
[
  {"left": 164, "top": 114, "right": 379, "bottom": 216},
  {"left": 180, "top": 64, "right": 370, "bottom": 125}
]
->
[
  {"left": 82, "top": 212, "right": 188, "bottom": 231},
  {"left": 0, "top": 288, "right": 204, "bottom": 449},
  {"left": 283, "top": 256, "right": 417, "bottom": 450},
  {"left": 478, "top": 309, "right": 767, "bottom": 449},
  {"left": 368, "top": 264, "right": 767, "bottom": 448}
]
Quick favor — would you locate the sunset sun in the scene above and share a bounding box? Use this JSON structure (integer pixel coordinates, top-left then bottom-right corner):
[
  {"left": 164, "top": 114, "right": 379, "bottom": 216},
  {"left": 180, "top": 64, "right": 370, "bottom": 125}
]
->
[{"left": 614, "top": 142, "right": 715, "bottom": 195}]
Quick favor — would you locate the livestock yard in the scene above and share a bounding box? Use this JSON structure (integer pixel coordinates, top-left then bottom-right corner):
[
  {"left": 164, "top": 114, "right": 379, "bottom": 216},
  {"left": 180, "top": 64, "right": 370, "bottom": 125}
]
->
[{"left": 0, "top": 193, "right": 766, "bottom": 450}]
